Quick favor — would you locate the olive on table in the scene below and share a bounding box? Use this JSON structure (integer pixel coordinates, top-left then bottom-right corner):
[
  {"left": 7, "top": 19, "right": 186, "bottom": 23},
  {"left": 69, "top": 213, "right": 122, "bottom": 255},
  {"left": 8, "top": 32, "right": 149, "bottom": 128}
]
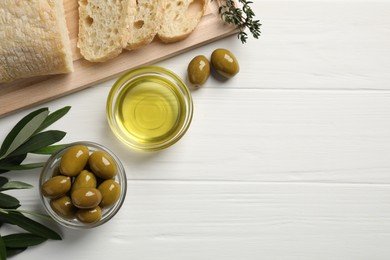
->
[
  {"left": 71, "top": 187, "right": 102, "bottom": 209},
  {"left": 71, "top": 170, "right": 97, "bottom": 193},
  {"left": 42, "top": 175, "right": 71, "bottom": 199},
  {"left": 98, "top": 180, "right": 121, "bottom": 208},
  {"left": 210, "top": 48, "right": 240, "bottom": 78},
  {"left": 88, "top": 151, "right": 117, "bottom": 179},
  {"left": 187, "top": 55, "right": 210, "bottom": 86},
  {"left": 50, "top": 196, "right": 77, "bottom": 219},
  {"left": 60, "top": 145, "right": 89, "bottom": 177},
  {"left": 76, "top": 206, "right": 102, "bottom": 223}
]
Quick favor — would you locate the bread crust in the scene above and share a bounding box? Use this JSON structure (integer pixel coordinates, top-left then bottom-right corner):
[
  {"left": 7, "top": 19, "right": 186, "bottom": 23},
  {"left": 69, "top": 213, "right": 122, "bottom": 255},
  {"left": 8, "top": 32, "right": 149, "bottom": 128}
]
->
[{"left": 0, "top": 0, "right": 73, "bottom": 83}]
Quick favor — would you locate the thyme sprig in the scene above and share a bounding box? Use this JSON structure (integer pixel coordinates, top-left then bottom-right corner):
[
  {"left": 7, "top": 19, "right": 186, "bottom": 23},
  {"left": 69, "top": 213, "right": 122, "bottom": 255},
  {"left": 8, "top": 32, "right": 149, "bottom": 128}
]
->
[
  {"left": 0, "top": 106, "right": 71, "bottom": 259},
  {"left": 216, "top": 0, "right": 261, "bottom": 43}
]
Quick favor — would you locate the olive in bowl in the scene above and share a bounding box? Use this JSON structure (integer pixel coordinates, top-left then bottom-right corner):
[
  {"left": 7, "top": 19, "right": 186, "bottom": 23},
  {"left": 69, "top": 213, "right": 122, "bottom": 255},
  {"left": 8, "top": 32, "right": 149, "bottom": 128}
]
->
[{"left": 39, "top": 142, "right": 127, "bottom": 229}]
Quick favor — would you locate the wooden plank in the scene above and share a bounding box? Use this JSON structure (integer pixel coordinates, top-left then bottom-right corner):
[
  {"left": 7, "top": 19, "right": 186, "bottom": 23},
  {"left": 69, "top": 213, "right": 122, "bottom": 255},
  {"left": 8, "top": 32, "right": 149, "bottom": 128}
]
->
[
  {"left": 0, "top": 0, "right": 237, "bottom": 118},
  {"left": 238, "top": 1, "right": 390, "bottom": 90},
  {"left": 1, "top": 1, "right": 389, "bottom": 260},
  {"left": 13, "top": 180, "right": 390, "bottom": 260},
  {"left": 3, "top": 88, "right": 389, "bottom": 184}
]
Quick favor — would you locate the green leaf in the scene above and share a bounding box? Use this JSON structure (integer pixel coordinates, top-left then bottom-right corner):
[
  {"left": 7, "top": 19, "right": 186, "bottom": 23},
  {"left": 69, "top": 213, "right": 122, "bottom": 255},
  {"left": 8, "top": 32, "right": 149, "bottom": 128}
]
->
[
  {"left": 0, "top": 235, "right": 6, "bottom": 260},
  {"left": 7, "top": 130, "right": 66, "bottom": 158},
  {"left": 0, "top": 177, "right": 8, "bottom": 187},
  {"left": 0, "top": 211, "right": 61, "bottom": 240},
  {"left": 0, "top": 181, "right": 33, "bottom": 191},
  {"left": 3, "top": 233, "right": 47, "bottom": 248},
  {"left": 0, "top": 163, "right": 45, "bottom": 171},
  {"left": 0, "top": 194, "right": 20, "bottom": 209},
  {"left": 0, "top": 108, "right": 49, "bottom": 159},
  {"left": 5, "top": 247, "right": 26, "bottom": 258},
  {"left": 0, "top": 154, "right": 27, "bottom": 174},
  {"left": 31, "top": 144, "right": 67, "bottom": 155},
  {"left": 36, "top": 106, "right": 71, "bottom": 133}
]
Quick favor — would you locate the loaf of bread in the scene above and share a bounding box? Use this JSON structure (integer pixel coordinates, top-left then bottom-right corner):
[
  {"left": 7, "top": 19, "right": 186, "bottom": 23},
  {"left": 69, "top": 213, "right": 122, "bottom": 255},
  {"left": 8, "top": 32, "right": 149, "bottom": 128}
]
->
[
  {"left": 78, "top": 0, "right": 136, "bottom": 62},
  {"left": 0, "top": 0, "right": 73, "bottom": 83},
  {"left": 158, "top": 0, "right": 208, "bottom": 43},
  {"left": 125, "top": 0, "right": 164, "bottom": 50}
]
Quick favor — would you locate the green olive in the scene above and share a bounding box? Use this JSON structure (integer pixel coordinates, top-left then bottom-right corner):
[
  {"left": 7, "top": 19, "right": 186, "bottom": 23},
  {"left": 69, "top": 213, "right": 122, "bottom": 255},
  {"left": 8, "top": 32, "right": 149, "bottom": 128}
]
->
[
  {"left": 98, "top": 180, "right": 121, "bottom": 208},
  {"left": 60, "top": 145, "right": 89, "bottom": 177},
  {"left": 76, "top": 206, "right": 102, "bottom": 223},
  {"left": 187, "top": 55, "right": 210, "bottom": 86},
  {"left": 210, "top": 48, "right": 240, "bottom": 78},
  {"left": 71, "top": 170, "right": 97, "bottom": 193},
  {"left": 50, "top": 196, "right": 77, "bottom": 219},
  {"left": 88, "top": 151, "right": 117, "bottom": 179},
  {"left": 52, "top": 166, "right": 61, "bottom": 177},
  {"left": 71, "top": 187, "right": 102, "bottom": 209},
  {"left": 42, "top": 175, "right": 71, "bottom": 199}
]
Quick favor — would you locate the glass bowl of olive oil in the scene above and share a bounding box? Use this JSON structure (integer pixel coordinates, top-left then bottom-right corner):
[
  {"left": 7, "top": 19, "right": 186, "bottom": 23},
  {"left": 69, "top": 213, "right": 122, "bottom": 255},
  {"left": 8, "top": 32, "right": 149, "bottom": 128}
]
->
[{"left": 106, "top": 66, "right": 193, "bottom": 151}]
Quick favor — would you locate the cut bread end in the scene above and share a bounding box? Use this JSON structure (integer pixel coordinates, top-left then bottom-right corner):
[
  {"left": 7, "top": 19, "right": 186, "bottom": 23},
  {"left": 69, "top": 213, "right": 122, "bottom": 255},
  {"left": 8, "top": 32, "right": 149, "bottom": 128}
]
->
[
  {"left": 55, "top": 0, "right": 74, "bottom": 73},
  {"left": 125, "top": 0, "right": 164, "bottom": 50},
  {"left": 77, "top": 0, "right": 133, "bottom": 62},
  {"left": 157, "top": 0, "right": 208, "bottom": 43}
]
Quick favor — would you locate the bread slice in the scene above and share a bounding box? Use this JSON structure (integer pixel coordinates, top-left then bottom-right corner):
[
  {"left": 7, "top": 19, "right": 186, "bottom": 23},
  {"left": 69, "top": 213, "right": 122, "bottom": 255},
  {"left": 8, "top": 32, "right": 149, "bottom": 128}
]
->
[
  {"left": 78, "top": 0, "right": 136, "bottom": 62},
  {"left": 125, "top": 0, "right": 164, "bottom": 50},
  {"left": 157, "top": 0, "right": 208, "bottom": 43},
  {"left": 0, "top": 0, "right": 73, "bottom": 83}
]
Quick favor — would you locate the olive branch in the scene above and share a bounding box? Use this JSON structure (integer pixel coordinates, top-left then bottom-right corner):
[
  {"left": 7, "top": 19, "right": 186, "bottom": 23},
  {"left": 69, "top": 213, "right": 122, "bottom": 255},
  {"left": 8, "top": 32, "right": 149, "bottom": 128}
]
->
[{"left": 0, "top": 106, "right": 71, "bottom": 259}]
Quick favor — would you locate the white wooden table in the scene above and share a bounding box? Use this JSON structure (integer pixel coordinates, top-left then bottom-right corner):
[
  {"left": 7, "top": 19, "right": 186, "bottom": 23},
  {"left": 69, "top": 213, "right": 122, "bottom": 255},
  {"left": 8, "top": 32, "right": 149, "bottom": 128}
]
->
[{"left": 1, "top": 1, "right": 390, "bottom": 259}]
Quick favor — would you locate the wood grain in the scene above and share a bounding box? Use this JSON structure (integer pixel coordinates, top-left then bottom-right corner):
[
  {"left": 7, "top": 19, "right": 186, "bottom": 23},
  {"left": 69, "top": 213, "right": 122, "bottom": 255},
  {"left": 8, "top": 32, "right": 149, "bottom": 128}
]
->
[
  {"left": 11, "top": 87, "right": 389, "bottom": 185},
  {"left": 240, "top": 1, "right": 390, "bottom": 90},
  {"left": 0, "top": 0, "right": 237, "bottom": 118},
  {"left": 2, "top": 1, "right": 390, "bottom": 260}
]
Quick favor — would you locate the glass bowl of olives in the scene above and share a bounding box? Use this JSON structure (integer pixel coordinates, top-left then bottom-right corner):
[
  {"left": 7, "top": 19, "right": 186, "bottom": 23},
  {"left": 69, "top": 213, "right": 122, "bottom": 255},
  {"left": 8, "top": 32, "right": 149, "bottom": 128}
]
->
[
  {"left": 39, "top": 141, "right": 127, "bottom": 229},
  {"left": 106, "top": 66, "right": 193, "bottom": 152}
]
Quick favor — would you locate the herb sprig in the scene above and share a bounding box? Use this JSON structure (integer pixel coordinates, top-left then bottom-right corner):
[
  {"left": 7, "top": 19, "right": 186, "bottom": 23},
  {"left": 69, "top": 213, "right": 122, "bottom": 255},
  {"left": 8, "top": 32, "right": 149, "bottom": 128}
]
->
[
  {"left": 0, "top": 106, "right": 71, "bottom": 259},
  {"left": 216, "top": 0, "right": 261, "bottom": 43}
]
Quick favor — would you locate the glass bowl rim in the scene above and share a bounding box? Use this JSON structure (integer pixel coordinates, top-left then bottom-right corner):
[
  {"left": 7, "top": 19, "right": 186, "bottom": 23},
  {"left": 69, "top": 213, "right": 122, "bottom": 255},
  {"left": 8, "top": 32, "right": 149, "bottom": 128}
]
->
[
  {"left": 106, "top": 66, "right": 194, "bottom": 152},
  {"left": 39, "top": 141, "right": 127, "bottom": 229}
]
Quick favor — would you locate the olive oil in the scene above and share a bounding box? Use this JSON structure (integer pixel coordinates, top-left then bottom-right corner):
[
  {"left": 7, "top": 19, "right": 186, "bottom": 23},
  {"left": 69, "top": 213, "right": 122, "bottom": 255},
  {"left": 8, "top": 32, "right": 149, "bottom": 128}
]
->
[{"left": 113, "top": 75, "right": 187, "bottom": 147}]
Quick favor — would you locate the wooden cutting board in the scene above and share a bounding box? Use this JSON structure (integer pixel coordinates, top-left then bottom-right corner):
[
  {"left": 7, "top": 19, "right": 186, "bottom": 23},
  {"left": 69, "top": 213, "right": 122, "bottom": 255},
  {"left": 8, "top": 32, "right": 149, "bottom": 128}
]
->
[{"left": 0, "top": 0, "right": 237, "bottom": 118}]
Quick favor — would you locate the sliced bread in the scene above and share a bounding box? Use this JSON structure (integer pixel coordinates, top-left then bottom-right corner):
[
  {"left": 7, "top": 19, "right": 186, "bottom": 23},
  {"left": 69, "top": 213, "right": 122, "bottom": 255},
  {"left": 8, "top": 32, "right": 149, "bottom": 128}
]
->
[
  {"left": 78, "top": 0, "right": 136, "bottom": 62},
  {"left": 0, "top": 0, "right": 73, "bottom": 83},
  {"left": 125, "top": 0, "right": 164, "bottom": 50},
  {"left": 157, "top": 0, "right": 208, "bottom": 43}
]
